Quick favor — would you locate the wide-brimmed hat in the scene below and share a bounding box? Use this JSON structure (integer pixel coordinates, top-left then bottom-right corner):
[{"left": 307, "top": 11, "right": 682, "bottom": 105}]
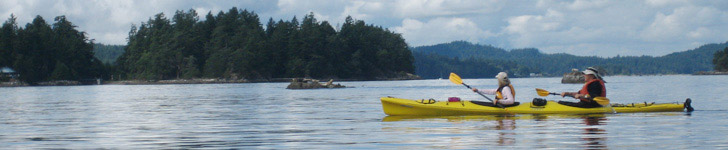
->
[{"left": 582, "top": 67, "right": 606, "bottom": 82}]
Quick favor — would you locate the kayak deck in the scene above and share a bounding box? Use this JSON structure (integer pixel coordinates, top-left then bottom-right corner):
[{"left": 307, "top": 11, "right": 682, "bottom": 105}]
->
[{"left": 381, "top": 97, "right": 690, "bottom": 116}]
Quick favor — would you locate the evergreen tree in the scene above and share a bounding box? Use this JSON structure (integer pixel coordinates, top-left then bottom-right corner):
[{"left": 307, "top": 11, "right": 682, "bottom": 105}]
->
[
  {"left": 15, "top": 16, "right": 55, "bottom": 83},
  {"left": 49, "top": 61, "right": 74, "bottom": 80},
  {"left": 714, "top": 47, "right": 728, "bottom": 72},
  {"left": 1, "top": 15, "right": 105, "bottom": 83},
  {"left": 0, "top": 14, "right": 18, "bottom": 68},
  {"left": 115, "top": 9, "right": 416, "bottom": 81}
]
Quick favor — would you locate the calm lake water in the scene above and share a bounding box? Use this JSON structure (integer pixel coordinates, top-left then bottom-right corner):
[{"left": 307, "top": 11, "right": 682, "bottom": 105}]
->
[{"left": 1, "top": 75, "right": 727, "bottom": 149}]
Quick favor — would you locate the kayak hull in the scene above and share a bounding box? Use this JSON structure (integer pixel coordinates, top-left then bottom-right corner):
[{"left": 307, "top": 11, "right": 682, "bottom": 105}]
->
[{"left": 381, "top": 97, "right": 687, "bottom": 116}]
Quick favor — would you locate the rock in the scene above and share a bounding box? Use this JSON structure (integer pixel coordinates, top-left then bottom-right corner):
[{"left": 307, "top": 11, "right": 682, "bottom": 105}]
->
[
  {"left": 36, "top": 80, "right": 82, "bottom": 86},
  {"left": 693, "top": 71, "right": 728, "bottom": 75},
  {"left": 378, "top": 72, "right": 421, "bottom": 80},
  {"left": 561, "top": 69, "right": 585, "bottom": 84},
  {"left": 0, "top": 80, "right": 28, "bottom": 87},
  {"left": 402, "top": 73, "right": 422, "bottom": 80},
  {"left": 286, "top": 78, "right": 345, "bottom": 89}
]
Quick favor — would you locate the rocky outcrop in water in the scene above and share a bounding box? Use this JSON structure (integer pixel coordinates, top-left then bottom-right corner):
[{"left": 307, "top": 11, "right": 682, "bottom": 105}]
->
[
  {"left": 561, "top": 69, "right": 585, "bottom": 84},
  {"left": 286, "top": 78, "right": 346, "bottom": 89}
]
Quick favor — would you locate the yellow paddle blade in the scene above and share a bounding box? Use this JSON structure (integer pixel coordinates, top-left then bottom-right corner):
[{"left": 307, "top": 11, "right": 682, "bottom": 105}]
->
[
  {"left": 535, "top": 88, "right": 550, "bottom": 97},
  {"left": 593, "top": 97, "right": 610, "bottom": 106},
  {"left": 449, "top": 73, "right": 463, "bottom": 85}
]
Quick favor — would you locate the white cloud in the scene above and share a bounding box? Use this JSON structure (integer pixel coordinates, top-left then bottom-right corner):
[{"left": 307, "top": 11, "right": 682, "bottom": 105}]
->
[
  {"left": 645, "top": 0, "right": 689, "bottom": 7},
  {"left": 504, "top": 9, "right": 564, "bottom": 47},
  {"left": 642, "top": 6, "right": 728, "bottom": 42},
  {"left": 340, "top": 1, "right": 380, "bottom": 20},
  {"left": 393, "top": 17, "right": 496, "bottom": 46},
  {"left": 566, "top": 0, "right": 609, "bottom": 11},
  {"left": 393, "top": 0, "right": 503, "bottom": 18}
]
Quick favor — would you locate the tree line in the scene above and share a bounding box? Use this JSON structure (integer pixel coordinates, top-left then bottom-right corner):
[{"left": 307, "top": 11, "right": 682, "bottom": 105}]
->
[
  {"left": 715, "top": 47, "right": 728, "bottom": 72},
  {"left": 413, "top": 52, "right": 536, "bottom": 79},
  {"left": 0, "top": 14, "right": 106, "bottom": 84},
  {"left": 116, "top": 8, "right": 414, "bottom": 80},
  {"left": 412, "top": 41, "right": 728, "bottom": 78},
  {"left": 0, "top": 7, "right": 415, "bottom": 84}
]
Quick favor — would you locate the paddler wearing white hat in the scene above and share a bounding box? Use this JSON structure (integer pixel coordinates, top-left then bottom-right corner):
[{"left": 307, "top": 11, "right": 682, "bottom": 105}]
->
[{"left": 559, "top": 67, "right": 607, "bottom": 108}]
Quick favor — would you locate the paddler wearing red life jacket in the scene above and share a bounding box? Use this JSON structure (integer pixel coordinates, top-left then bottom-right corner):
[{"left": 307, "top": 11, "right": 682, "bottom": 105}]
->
[
  {"left": 559, "top": 67, "right": 606, "bottom": 108},
  {"left": 471, "top": 72, "right": 517, "bottom": 106}
]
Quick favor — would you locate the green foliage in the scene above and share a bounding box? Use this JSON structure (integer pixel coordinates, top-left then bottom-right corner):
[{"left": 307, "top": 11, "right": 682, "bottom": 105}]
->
[
  {"left": 413, "top": 41, "right": 728, "bottom": 78},
  {"left": 413, "top": 52, "right": 537, "bottom": 79},
  {"left": 49, "top": 61, "right": 74, "bottom": 80},
  {"left": 0, "top": 14, "right": 18, "bottom": 68},
  {"left": 93, "top": 44, "right": 125, "bottom": 64},
  {"left": 0, "top": 15, "right": 106, "bottom": 84},
  {"left": 714, "top": 47, "right": 728, "bottom": 72},
  {"left": 117, "top": 8, "right": 414, "bottom": 80}
]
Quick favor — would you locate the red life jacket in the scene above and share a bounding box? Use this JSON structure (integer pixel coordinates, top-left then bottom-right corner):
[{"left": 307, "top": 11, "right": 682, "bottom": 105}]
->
[{"left": 578, "top": 79, "right": 606, "bottom": 102}]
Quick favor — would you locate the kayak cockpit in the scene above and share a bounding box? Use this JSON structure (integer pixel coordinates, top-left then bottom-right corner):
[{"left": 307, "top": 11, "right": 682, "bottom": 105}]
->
[{"left": 470, "top": 101, "right": 521, "bottom": 107}]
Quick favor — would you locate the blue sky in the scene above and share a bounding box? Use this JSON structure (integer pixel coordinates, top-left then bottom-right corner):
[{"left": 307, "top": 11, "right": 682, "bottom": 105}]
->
[{"left": 2, "top": 0, "right": 727, "bottom": 57}]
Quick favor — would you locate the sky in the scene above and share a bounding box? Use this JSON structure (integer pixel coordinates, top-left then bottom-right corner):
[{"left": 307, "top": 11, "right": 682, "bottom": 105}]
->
[{"left": 1, "top": 0, "right": 728, "bottom": 57}]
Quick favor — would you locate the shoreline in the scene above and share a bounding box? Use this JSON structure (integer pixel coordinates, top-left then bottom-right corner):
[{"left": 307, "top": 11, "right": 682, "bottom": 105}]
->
[
  {"left": 9, "top": 72, "right": 723, "bottom": 87},
  {"left": 692, "top": 71, "right": 728, "bottom": 75},
  {"left": 0, "top": 77, "right": 422, "bottom": 87}
]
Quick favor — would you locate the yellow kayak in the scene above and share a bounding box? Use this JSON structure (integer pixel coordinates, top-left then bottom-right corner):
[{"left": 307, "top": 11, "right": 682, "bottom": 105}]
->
[{"left": 381, "top": 97, "right": 692, "bottom": 116}]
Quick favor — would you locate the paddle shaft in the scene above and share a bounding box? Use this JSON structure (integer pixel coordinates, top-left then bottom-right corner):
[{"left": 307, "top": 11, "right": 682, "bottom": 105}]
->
[
  {"left": 552, "top": 92, "right": 576, "bottom": 98},
  {"left": 449, "top": 72, "right": 506, "bottom": 109},
  {"left": 536, "top": 88, "right": 610, "bottom": 106},
  {"left": 462, "top": 83, "right": 507, "bottom": 108},
  {"left": 461, "top": 83, "right": 494, "bottom": 102}
]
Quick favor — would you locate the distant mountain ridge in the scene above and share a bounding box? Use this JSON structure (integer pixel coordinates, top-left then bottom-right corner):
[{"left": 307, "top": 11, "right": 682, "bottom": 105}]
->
[
  {"left": 93, "top": 44, "right": 125, "bottom": 64},
  {"left": 411, "top": 41, "right": 728, "bottom": 79}
]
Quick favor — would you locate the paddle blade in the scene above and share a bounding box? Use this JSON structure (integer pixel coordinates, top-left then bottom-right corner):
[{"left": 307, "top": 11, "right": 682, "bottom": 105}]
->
[
  {"left": 536, "top": 88, "right": 551, "bottom": 97},
  {"left": 449, "top": 73, "right": 463, "bottom": 85},
  {"left": 593, "top": 97, "right": 610, "bottom": 106}
]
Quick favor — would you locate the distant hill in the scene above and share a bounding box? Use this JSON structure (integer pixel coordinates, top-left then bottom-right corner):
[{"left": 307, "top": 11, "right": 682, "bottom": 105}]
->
[
  {"left": 411, "top": 41, "right": 728, "bottom": 78},
  {"left": 93, "top": 44, "right": 125, "bottom": 64}
]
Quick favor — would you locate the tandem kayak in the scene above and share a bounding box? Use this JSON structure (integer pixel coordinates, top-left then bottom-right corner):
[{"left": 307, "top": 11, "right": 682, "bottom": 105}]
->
[{"left": 380, "top": 97, "right": 693, "bottom": 116}]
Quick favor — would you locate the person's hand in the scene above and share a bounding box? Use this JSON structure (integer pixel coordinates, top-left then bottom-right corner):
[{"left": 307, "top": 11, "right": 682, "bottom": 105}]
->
[
  {"left": 574, "top": 94, "right": 583, "bottom": 99},
  {"left": 472, "top": 88, "right": 478, "bottom": 92},
  {"left": 560, "top": 92, "right": 568, "bottom": 97}
]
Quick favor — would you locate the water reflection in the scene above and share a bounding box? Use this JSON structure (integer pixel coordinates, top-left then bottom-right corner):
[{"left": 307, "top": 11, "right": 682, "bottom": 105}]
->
[
  {"left": 581, "top": 116, "right": 607, "bottom": 150},
  {"left": 494, "top": 115, "right": 516, "bottom": 146},
  {"left": 381, "top": 114, "right": 612, "bottom": 149}
]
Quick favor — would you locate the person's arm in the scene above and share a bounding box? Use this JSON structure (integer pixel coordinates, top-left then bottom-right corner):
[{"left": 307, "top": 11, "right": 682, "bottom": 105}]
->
[
  {"left": 561, "top": 92, "right": 577, "bottom": 98},
  {"left": 498, "top": 86, "right": 515, "bottom": 105},
  {"left": 472, "top": 88, "right": 497, "bottom": 95}
]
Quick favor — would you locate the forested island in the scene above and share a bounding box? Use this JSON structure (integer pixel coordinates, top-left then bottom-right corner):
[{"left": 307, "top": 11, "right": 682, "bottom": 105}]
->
[
  {"left": 117, "top": 8, "right": 414, "bottom": 81},
  {"left": 1, "top": 7, "right": 416, "bottom": 85}
]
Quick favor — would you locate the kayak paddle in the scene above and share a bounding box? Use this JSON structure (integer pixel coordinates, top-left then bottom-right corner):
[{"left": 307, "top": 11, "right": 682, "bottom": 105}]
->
[
  {"left": 535, "top": 88, "right": 610, "bottom": 106},
  {"left": 449, "top": 73, "right": 495, "bottom": 103},
  {"left": 536, "top": 88, "right": 563, "bottom": 97}
]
